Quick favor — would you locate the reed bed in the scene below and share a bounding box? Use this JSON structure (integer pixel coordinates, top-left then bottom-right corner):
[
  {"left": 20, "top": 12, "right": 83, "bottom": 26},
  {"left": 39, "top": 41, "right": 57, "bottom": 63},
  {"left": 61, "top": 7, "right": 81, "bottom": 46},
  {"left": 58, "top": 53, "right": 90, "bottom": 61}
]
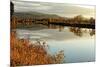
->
[{"left": 10, "top": 31, "right": 64, "bottom": 66}]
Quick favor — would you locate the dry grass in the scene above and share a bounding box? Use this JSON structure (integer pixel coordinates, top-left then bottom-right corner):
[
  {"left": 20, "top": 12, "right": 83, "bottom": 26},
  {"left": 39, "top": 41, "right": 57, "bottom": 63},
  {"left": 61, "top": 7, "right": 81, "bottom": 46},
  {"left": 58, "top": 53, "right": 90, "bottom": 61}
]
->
[{"left": 10, "top": 31, "right": 64, "bottom": 66}]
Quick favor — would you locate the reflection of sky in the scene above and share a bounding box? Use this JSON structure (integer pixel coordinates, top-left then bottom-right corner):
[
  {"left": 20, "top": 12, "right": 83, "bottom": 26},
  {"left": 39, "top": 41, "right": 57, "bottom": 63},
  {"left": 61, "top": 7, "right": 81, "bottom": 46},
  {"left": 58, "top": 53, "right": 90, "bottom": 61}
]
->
[
  {"left": 16, "top": 25, "right": 95, "bottom": 63},
  {"left": 16, "top": 27, "right": 94, "bottom": 41},
  {"left": 16, "top": 27, "right": 95, "bottom": 63},
  {"left": 48, "top": 39, "right": 95, "bottom": 63},
  {"left": 11, "top": 0, "right": 95, "bottom": 18}
]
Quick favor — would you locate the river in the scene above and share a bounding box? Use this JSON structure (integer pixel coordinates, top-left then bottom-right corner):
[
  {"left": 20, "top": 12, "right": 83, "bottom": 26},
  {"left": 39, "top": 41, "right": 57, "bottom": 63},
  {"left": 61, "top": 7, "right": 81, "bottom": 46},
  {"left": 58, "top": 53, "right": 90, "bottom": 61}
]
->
[{"left": 15, "top": 24, "right": 95, "bottom": 63}]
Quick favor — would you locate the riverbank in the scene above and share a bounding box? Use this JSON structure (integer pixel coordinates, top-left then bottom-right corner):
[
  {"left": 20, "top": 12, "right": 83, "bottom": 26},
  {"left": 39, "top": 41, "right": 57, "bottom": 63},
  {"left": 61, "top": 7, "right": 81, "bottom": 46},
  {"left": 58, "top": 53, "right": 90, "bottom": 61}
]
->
[{"left": 10, "top": 31, "right": 64, "bottom": 66}]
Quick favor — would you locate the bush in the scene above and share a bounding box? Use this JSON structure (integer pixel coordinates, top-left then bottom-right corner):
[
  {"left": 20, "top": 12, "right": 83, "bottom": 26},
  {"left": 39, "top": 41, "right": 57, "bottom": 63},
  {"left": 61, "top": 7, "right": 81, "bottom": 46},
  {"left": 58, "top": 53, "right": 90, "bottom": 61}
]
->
[{"left": 10, "top": 31, "right": 64, "bottom": 66}]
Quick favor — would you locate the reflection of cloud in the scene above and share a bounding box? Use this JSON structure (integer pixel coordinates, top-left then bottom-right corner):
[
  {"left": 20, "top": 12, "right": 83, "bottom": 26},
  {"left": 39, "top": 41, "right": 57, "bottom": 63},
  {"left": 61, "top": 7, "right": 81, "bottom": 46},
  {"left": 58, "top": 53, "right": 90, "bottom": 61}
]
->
[
  {"left": 16, "top": 24, "right": 95, "bottom": 41},
  {"left": 17, "top": 28, "right": 78, "bottom": 41},
  {"left": 17, "top": 28, "right": 94, "bottom": 41}
]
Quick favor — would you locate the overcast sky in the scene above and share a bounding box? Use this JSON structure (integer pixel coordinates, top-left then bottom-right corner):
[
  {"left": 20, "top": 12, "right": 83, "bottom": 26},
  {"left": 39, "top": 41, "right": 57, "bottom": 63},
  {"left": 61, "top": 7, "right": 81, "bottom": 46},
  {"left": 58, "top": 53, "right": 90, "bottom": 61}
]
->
[{"left": 11, "top": 0, "right": 95, "bottom": 18}]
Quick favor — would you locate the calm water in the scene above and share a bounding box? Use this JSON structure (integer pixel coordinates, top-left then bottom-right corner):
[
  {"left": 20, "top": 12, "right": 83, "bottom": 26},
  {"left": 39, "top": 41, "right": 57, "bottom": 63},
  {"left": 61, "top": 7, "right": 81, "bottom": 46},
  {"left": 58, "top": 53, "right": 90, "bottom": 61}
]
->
[{"left": 16, "top": 24, "right": 95, "bottom": 63}]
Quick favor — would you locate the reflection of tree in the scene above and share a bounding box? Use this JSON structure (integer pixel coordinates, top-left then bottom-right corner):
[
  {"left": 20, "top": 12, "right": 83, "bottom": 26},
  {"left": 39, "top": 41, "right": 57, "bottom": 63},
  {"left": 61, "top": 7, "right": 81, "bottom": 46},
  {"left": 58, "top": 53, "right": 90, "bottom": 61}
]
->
[
  {"left": 48, "top": 24, "right": 64, "bottom": 32},
  {"left": 69, "top": 27, "right": 95, "bottom": 37},
  {"left": 69, "top": 27, "right": 83, "bottom": 37},
  {"left": 89, "top": 29, "right": 95, "bottom": 36},
  {"left": 59, "top": 25, "right": 64, "bottom": 32}
]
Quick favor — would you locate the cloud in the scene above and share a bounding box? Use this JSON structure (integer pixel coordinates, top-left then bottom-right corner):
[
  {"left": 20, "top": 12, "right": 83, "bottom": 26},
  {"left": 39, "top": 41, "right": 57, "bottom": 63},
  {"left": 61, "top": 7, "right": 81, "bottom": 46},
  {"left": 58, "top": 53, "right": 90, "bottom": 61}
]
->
[{"left": 11, "top": 0, "right": 95, "bottom": 18}]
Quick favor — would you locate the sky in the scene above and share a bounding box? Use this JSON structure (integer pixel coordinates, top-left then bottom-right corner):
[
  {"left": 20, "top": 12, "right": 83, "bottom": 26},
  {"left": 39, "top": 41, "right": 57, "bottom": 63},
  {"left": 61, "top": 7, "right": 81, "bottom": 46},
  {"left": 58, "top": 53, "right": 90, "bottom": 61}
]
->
[{"left": 11, "top": 0, "right": 95, "bottom": 18}]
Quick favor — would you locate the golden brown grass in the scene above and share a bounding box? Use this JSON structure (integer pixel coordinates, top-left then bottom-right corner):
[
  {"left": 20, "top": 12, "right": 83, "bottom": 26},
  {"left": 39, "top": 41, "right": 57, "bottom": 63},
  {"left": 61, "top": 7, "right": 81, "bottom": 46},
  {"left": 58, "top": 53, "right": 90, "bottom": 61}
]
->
[{"left": 10, "top": 31, "right": 64, "bottom": 66}]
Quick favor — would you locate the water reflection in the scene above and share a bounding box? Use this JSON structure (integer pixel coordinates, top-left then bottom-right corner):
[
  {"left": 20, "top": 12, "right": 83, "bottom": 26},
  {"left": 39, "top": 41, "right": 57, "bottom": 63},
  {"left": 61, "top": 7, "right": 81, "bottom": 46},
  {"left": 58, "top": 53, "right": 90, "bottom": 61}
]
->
[
  {"left": 89, "top": 29, "right": 95, "bottom": 36},
  {"left": 69, "top": 27, "right": 83, "bottom": 37},
  {"left": 69, "top": 27, "right": 95, "bottom": 37},
  {"left": 48, "top": 24, "right": 64, "bottom": 32},
  {"left": 47, "top": 24, "right": 95, "bottom": 37},
  {"left": 17, "top": 24, "right": 95, "bottom": 42},
  {"left": 17, "top": 23, "right": 95, "bottom": 37},
  {"left": 16, "top": 24, "right": 95, "bottom": 63}
]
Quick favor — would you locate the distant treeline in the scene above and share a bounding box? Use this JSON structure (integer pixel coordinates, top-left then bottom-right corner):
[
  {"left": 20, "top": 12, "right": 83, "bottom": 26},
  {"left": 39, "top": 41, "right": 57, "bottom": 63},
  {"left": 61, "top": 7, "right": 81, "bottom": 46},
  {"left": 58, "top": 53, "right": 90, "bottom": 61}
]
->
[{"left": 11, "top": 14, "right": 95, "bottom": 29}]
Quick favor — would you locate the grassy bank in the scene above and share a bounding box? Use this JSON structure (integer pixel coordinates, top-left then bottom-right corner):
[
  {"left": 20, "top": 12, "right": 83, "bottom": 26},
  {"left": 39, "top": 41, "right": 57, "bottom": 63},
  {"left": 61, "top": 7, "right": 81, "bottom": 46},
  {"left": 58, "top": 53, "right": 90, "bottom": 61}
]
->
[{"left": 10, "top": 31, "right": 64, "bottom": 66}]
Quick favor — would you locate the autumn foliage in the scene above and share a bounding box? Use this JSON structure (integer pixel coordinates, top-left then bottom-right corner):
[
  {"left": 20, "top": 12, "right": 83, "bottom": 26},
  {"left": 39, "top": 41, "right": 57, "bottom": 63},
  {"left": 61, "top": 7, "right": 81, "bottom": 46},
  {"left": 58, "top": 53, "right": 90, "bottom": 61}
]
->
[{"left": 10, "top": 31, "right": 64, "bottom": 66}]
